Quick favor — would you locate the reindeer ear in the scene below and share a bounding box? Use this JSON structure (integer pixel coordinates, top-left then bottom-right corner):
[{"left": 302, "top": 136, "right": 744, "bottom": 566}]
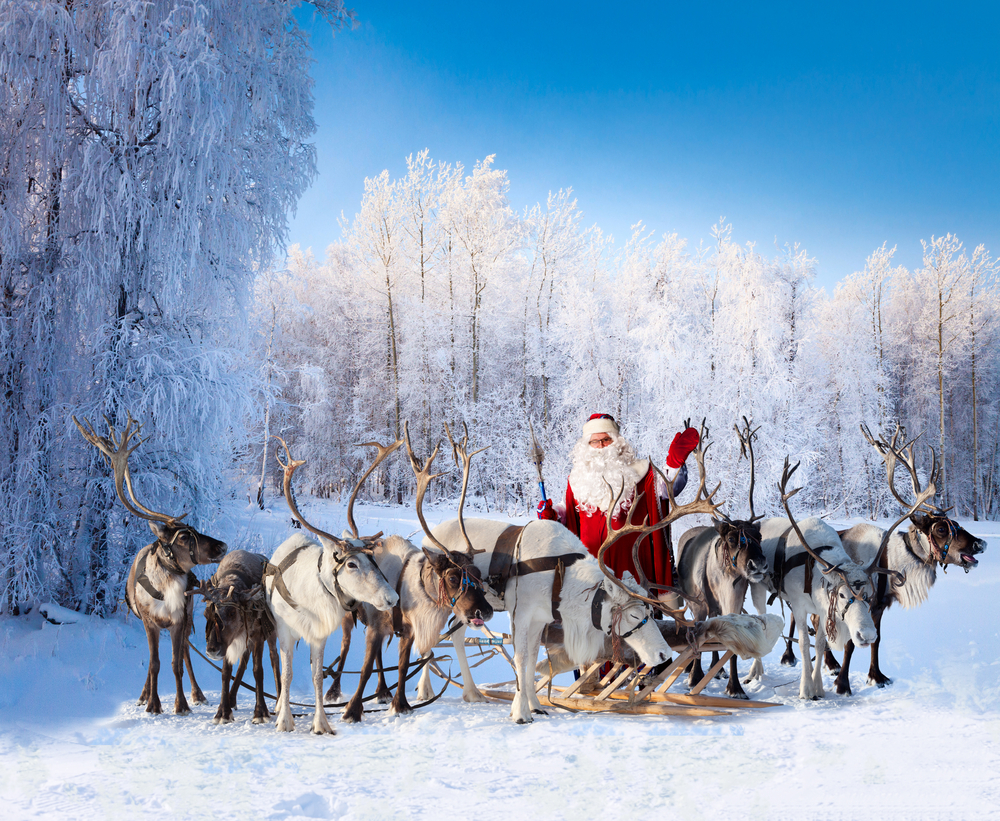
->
[
  {"left": 711, "top": 519, "right": 726, "bottom": 535},
  {"left": 148, "top": 520, "right": 169, "bottom": 541},
  {"left": 421, "top": 546, "right": 449, "bottom": 572},
  {"left": 911, "top": 514, "right": 931, "bottom": 533}
]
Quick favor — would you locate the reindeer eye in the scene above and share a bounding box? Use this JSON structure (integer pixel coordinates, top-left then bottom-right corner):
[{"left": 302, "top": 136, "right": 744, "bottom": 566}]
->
[{"left": 346, "top": 560, "right": 358, "bottom": 569}]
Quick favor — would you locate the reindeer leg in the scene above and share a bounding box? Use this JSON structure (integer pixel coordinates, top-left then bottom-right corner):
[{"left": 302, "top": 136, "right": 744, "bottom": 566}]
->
[
  {"left": 374, "top": 641, "right": 393, "bottom": 704},
  {"left": 390, "top": 632, "right": 416, "bottom": 716},
  {"left": 834, "top": 640, "right": 855, "bottom": 695},
  {"left": 343, "top": 625, "right": 381, "bottom": 724},
  {"left": 796, "top": 609, "right": 820, "bottom": 700},
  {"left": 687, "top": 653, "right": 705, "bottom": 689},
  {"left": 267, "top": 635, "right": 281, "bottom": 699},
  {"left": 274, "top": 636, "right": 295, "bottom": 732},
  {"left": 142, "top": 622, "right": 162, "bottom": 714},
  {"left": 214, "top": 657, "right": 234, "bottom": 724},
  {"left": 510, "top": 618, "right": 544, "bottom": 724},
  {"left": 252, "top": 641, "right": 269, "bottom": 724},
  {"left": 810, "top": 619, "right": 828, "bottom": 700},
  {"left": 325, "top": 612, "right": 353, "bottom": 703},
  {"left": 182, "top": 598, "right": 206, "bottom": 705},
  {"left": 169, "top": 621, "right": 192, "bottom": 715},
  {"left": 746, "top": 584, "right": 767, "bottom": 681},
  {"left": 867, "top": 605, "right": 891, "bottom": 687},
  {"left": 712, "top": 650, "right": 728, "bottom": 680},
  {"left": 228, "top": 649, "right": 250, "bottom": 709},
  {"left": 824, "top": 647, "right": 842, "bottom": 674},
  {"left": 781, "top": 613, "right": 798, "bottom": 666},
  {"left": 725, "top": 653, "right": 749, "bottom": 699},
  {"left": 449, "top": 623, "right": 486, "bottom": 703},
  {"left": 416, "top": 651, "right": 435, "bottom": 701},
  {"left": 308, "top": 639, "right": 334, "bottom": 735}
]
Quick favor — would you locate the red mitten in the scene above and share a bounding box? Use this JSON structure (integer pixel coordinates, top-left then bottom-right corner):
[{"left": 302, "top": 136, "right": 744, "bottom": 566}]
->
[
  {"left": 537, "top": 499, "right": 557, "bottom": 520},
  {"left": 666, "top": 427, "right": 700, "bottom": 469}
]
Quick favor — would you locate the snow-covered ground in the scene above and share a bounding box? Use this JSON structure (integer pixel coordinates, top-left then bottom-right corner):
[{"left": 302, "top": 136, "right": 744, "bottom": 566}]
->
[{"left": 2, "top": 499, "right": 999, "bottom": 820}]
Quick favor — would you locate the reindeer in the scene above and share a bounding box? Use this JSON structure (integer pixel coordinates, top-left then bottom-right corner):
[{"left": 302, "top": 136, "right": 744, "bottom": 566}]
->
[
  {"left": 201, "top": 550, "right": 281, "bottom": 724},
  {"left": 339, "top": 429, "right": 494, "bottom": 722},
  {"left": 74, "top": 414, "right": 227, "bottom": 714},
  {"left": 823, "top": 424, "right": 986, "bottom": 694},
  {"left": 418, "top": 426, "right": 719, "bottom": 724},
  {"left": 747, "top": 458, "right": 883, "bottom": 699},
  {"left": 264, "top": 439, "right": 398, "bottom": 734},
  {"left": 675, "top": 418, "right": 768, "bottom": 698}
]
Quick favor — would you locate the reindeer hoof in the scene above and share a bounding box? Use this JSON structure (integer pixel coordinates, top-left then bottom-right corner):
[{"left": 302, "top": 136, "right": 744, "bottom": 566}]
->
[
  {"left": 376, "top": 690, "right": 393, "bottom": 705},
  {"left": 190, "top": 691, "right": 207, "bottom": 705},
  {"left": 780, "top": 652, "right": 797, "bottom": 667},
  {"left": 869, "top": 674, "right": 892, "bottom": 688},
  {"left": 252, "top": 715, "right": 269, "bottom": 725},
  {"left": 515, "top": 717, "right": 532, "bottom": 725},
  {"left": 531, "top": 709, "right": 548, "bottom": 716}
]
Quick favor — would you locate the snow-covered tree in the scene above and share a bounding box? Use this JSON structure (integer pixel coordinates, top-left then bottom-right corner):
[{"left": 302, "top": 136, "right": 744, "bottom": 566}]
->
[{"left": 0, "top": 0, "right": 352, "bottom": 613}]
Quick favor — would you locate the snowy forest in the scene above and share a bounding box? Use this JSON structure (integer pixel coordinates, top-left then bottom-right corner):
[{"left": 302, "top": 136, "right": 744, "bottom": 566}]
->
[{"left": 3, "top": 1, "right": 1000, "bottom": 616}]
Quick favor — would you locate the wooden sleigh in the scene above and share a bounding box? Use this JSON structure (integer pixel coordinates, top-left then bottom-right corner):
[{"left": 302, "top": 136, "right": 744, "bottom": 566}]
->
[{"left": 428, "top": 615, "right": 784, "bottom": 718}]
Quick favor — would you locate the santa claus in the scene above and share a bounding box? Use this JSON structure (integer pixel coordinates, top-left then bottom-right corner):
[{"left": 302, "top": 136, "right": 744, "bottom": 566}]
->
[{"left": 537, "top": 414, "right": 700, "bottom": 593}]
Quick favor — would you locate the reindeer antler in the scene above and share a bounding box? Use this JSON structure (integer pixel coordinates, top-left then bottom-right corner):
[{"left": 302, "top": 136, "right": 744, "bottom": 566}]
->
[
  {"left": 345, "top": 438, "right": 402, "bottom": 541},
  {"left": 860, "top": 422, "right": 938, "bottom": 581},
  {"left": 735, "top": 416, "right": 764, "bottom": 523},
  {"left": 778, "top": 457, "right": 861, "bottom": 594},
  {"left": 444, "top": 421, "right": 489, "bottom": 556},
  {"left": 273, "top": 436, "right": 349, "bottom": 549},
  {"left": 403, "top": 422, "right": 460, "bottom": 554},
  {"left": 73, "top": 413, "right": 186, "bottom": 525}
]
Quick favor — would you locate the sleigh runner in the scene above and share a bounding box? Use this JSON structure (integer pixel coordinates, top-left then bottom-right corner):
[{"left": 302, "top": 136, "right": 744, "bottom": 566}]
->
[{"left": 428, "top": 612, "right": 784, "bottom": 718}]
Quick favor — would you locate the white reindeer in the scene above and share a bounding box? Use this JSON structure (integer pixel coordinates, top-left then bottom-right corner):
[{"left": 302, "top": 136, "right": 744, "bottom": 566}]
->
[
  {"left": 425, "top": 518, "right": 672, "bottom": 723},
  {"left": 826, "top": 424, "right": 986, "bottom": 693},
  {"left": 747, "top": 459, "right": 880, "bottom": 700},
  {"left": 265, "top": 440, "right": 398, "bottom": 734}
]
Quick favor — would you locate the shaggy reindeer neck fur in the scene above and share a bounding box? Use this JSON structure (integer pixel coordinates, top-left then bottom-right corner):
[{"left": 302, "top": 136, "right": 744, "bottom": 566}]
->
[
  {"left": 127, "top": 543, "right": 190, "bottom": 623},
  {"left": 841, "top": 522, "right": 938, "bottom": 610}
]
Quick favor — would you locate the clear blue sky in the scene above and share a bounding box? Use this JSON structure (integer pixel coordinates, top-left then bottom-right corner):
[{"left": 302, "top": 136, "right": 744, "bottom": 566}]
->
[{"left": 289, "top": 1, "right": 999, "bottom": 291}]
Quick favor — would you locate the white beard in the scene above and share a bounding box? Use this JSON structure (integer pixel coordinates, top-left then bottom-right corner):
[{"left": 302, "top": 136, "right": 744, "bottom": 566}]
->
[{"left": 568, "top": 435, "right": 643, "bottom": 514}]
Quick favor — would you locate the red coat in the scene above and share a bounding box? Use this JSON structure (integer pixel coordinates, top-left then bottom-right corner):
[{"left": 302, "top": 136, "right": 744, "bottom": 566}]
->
[{"left": 560, "top": 464, "right": 674, "bottom": 589}]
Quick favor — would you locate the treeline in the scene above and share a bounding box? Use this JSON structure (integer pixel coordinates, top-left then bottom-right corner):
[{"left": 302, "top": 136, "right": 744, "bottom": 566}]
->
[{"left": 262, "top": 152, "right": 1000, "bottom": 526}]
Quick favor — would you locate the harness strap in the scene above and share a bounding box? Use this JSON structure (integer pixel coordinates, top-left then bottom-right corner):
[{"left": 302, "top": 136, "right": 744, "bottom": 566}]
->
[
  {"left": 767, "top": 526, "right": 794, "bottom": 605},
  {"left": 551, "top": 559, "right": 567, "bottom": 623},
  {"left": 392, "top": 553, "right": 416, "bottom": 637},
  {"left": 134, "top": 548, "right": 165, "bottom": 603},
  {"left": 486, "top": 525, "right": 524, "bottom": 596},
  {"left": 591, "top": 586, "right": 607, "bottom": 631},
  {"left": 262, "top": 544, "right": 309, "bottom": 610},
  {"left": 768, "top": 531, "right": 834, "bottom": 604}
]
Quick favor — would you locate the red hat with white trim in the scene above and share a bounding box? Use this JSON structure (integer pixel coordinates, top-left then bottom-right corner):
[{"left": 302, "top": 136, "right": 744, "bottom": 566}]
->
[{"left": 582, "top": 413, "right": 619, "bottom": 437}]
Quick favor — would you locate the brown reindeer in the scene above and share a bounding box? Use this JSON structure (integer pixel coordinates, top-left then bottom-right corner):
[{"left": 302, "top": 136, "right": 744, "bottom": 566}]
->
[
  {"left": 201, "top": 550, "right": 281, "bottom": 724},
  {"left": 75, "top": 414, "right": 227, "bottom": 714},
  {"left": 675, "top": 418, "right": 768, "bottom": 698},
  {"left": 342, "top": 424, "right": 494, "bottom": 723}
]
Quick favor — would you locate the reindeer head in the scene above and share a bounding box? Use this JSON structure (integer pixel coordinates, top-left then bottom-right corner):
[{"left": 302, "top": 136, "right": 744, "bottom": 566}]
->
[
  {"left": 821, "top": 564, "right": 878, "bottom": 653},
  {"left": 712, "top": 518, "right": 767, "bottom": 584},
  {"left": 593, "top": 574, "right": 671, "bottom": 667},
  {"left": 273, "top": 436, "right": 398, "bottom": 613},
  {"left": 911, "top": 513, "right": 985, "bottom": 572},
  {"left": 421, "top": 547, "right": 493, "bottom": 626}
]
